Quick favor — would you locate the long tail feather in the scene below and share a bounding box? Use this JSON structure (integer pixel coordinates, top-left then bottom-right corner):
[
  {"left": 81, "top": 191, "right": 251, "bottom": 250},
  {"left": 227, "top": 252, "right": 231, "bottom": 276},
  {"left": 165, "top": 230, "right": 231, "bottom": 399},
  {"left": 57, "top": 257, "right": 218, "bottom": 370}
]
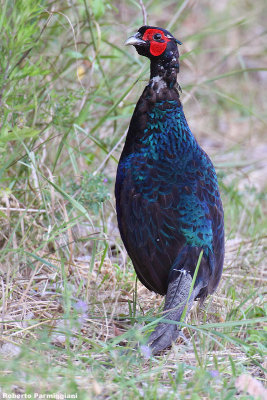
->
[{"left": 148, "top": 270, "right": 203, "bottom": 354}]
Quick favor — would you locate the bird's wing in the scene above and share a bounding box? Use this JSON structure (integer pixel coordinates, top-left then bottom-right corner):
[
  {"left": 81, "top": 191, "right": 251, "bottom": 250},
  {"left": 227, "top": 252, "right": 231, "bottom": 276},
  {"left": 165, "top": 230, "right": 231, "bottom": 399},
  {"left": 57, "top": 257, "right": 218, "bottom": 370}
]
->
[
  {"left": 116, "top": 149, "right": 224, "bottom": 296},
  {"left": 117, "top": 165, "right": 186, "bottom": 295}
]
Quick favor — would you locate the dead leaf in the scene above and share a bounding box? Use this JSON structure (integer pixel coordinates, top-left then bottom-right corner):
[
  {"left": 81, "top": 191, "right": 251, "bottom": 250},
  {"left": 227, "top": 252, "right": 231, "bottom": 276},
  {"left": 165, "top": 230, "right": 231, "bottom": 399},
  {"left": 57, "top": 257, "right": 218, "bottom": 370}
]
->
[{"left": 235, "top": 374, "right": 267, "bottom": 399}]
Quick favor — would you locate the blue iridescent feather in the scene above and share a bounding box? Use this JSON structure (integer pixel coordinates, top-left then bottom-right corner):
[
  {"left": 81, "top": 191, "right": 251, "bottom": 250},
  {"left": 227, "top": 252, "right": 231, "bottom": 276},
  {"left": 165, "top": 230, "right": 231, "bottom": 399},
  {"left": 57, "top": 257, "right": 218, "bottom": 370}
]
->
[{"left": 115, "top": 25, "right": 224, "bottom": 353}]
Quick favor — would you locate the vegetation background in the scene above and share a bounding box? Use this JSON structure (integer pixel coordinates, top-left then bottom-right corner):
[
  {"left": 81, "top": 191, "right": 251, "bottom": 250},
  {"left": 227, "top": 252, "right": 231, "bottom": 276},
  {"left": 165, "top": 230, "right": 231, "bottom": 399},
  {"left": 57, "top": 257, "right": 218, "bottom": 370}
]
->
[{"left": 0, "top": 0, "right": 266, "bottom": 398}]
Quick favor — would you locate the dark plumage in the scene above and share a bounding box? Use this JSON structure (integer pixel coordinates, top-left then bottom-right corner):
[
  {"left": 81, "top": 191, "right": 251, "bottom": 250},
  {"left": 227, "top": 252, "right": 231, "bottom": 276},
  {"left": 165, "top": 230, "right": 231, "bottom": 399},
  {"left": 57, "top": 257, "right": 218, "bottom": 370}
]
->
[{"left": 115, "top": 26, "right": 224, "bottom": 354}]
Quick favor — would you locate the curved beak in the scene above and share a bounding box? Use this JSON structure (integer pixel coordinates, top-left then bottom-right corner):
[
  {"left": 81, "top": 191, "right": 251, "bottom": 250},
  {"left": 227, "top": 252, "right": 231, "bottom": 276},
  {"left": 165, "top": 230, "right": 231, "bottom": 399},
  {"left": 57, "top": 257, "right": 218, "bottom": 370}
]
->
[{"left": 125, "top": 33, "right": 146, "bottom": 46}]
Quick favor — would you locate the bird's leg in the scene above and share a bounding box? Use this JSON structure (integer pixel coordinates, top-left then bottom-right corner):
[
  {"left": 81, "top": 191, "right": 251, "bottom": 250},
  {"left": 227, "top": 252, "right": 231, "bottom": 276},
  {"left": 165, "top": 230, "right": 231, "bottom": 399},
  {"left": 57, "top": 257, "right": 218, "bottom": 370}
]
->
[{"left": 148, "top": 270, "right": 201, "bottom": 355}]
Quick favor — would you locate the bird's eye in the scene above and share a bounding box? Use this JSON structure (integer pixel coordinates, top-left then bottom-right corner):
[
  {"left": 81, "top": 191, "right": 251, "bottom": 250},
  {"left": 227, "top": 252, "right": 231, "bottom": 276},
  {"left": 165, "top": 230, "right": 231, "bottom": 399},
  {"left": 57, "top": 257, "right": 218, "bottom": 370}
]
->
[{"left": 153, "top": 33, "right": 162, "bottom": 41}]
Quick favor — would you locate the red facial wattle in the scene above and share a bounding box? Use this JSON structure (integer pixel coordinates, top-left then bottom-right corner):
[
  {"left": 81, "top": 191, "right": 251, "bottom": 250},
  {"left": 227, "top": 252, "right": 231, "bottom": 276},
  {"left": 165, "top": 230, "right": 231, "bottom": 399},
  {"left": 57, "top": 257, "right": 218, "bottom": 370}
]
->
[{"left": 142, "top": 28, "right": 170, "bottom": 57}]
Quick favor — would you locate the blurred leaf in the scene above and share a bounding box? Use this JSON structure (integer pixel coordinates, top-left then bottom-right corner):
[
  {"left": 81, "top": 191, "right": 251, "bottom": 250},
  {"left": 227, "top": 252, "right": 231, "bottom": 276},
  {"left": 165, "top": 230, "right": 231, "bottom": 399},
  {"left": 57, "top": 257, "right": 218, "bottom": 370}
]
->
[
  {"left": 65, "top": 50, "right": 86, "bottom": 60},
  {"left": 91, "top": 0, "right": 106, "bottom": 19},
  {"left": 0, "top": 127, "right": 40, "bottom": 143}
]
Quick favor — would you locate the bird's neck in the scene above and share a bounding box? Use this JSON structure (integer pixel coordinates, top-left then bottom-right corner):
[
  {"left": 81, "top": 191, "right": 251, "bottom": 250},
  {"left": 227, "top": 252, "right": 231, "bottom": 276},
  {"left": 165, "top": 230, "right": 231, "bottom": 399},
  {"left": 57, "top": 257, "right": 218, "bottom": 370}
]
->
[{"left": 149, "top": 58, "right": 179, "bottom": 91}]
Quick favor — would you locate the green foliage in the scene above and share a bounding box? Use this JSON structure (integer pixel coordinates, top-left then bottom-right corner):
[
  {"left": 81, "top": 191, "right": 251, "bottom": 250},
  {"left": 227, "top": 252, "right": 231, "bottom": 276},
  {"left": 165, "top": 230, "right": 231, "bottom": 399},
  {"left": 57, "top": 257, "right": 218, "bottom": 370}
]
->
[
  {"left": 70, "top": 171, "right": 110, "bottom": 214},
  {"left": 90, "top": 0, "right": 108, "bottom": 19},
  {"left": 0, "top": 0, "right": 49, "bottom": 156}
]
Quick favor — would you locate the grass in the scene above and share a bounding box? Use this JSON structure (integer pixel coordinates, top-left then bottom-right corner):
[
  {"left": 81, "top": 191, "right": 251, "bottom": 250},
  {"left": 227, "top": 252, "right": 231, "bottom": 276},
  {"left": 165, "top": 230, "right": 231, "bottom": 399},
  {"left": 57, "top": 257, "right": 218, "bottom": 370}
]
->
[{"left": 0, "top": 0, "right": 266, "bottom": 398}]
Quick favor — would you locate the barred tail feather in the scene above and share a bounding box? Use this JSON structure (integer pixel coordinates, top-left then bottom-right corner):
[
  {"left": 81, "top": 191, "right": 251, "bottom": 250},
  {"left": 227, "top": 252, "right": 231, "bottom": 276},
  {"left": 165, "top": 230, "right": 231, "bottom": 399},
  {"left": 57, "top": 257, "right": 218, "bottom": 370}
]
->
[{"left": 148, "top": 269, "right": 203, "bottom": 354}]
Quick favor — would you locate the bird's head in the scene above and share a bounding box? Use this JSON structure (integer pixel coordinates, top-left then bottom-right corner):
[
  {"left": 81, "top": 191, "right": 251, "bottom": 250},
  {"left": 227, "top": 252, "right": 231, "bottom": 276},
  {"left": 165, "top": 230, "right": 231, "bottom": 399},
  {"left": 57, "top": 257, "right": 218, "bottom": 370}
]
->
[{"left": 125, "top": 26, "right": 182, "bottom": 61}]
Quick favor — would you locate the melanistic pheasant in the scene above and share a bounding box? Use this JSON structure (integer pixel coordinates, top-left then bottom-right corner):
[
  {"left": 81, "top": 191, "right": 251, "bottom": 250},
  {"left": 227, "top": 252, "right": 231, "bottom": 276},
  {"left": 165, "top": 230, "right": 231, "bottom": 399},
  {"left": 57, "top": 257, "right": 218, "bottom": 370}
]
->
[{"left": 115, "top": 26, "right": 224, "bottom": 354}]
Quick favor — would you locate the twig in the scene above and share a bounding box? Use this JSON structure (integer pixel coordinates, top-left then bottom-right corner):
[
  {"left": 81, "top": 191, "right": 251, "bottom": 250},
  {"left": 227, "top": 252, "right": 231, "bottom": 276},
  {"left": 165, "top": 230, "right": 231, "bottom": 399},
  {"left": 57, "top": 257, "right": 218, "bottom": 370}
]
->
[
  {"left": 93, "top": 129, "right": 128, "bottom": 175},
  {"left": 222, "top": 273, "right": 267, "bottom": 281},
  {"left": 0, "top": 207, "right": 46, "bottom": 213},
  {"left": 53, "top": 10, "right": 84, "bottom": 90},
  {"left": 139, "top": 0, "right": 147, "bottom": 25}
]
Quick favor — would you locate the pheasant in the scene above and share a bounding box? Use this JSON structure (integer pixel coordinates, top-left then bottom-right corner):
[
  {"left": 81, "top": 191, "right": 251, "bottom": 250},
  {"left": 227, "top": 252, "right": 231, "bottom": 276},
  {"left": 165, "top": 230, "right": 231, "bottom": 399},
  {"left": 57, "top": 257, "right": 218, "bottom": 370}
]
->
[{"left": 115, "top": 26, "right": 224, "bottom": 354}]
